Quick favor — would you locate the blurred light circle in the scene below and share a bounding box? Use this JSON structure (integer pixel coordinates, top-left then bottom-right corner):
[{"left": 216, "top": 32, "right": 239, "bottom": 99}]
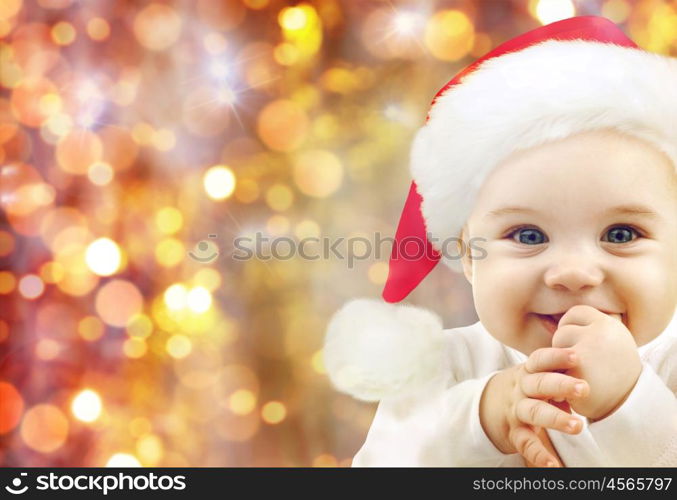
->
[
  {"left": 20, "top": 404, "right": 69, "bottom": 453},
  {"left": 133, "top": 3, "right": 182, "bottom": 51},
  {"left": 192, "top": 268, "right": 222, "bottom": 292},
  {"left": 39, "top": 206, "right": 88, "bottom": 252},
  {"left": 95, "top": 280, "right": 143, "bottom": 327},
  {"left": 0, "top": 271, "right": 16, "bottom": 294},
  {"left": 187, "top": 286, "right": 212, "bottom": 313},
  {"left": 311, "top": 350, "right": 325, "bottom": 374},
  {"left": 100, "top": 126, "right": 138, "bottom": 172},
  {"left": 78, "top": 315, "right": 104, "bottom": 341},
  {"left": 155, "top": 238, "right": 185, "bottom": 267},
  {"left": 155, "top": 207, "right": 183, "bottom": 235},
  {"left": 18, "top": 274, "right": 44, "bottom": 299},
  {"left": 0, "top": 163, "right": 53, "bottom": 218},
  {"left": 534, "top": 0, "right": 576, "bottom": 25},
  {"left": 126, "top": 314, "right": 153, "bottom": 339},
  {"left": 424, "top": 10, "right": 474, "bottom": 61},
  {"left": 279, "top": 6, "right": 308, "bottom": 30},
  {"left": 229, "top": 389, "right": 256, "bottom": 415},
  {"left": 39, "top": 261, "right": 65, "bottom": 283},
  {"left": 136, "top": 434, "right": 163, "bottom": 466},
  {"left": 264, "top": 184, "right": 294, "bottom": 212},
  {"left": 0, "top": 381, "right": 24, "bottom": 434},
  {"left": 51, "top": 21, "right": 76, "bottom": 45},
  {"left": 86, "top": 237, "right": 121, "bottom": 276},
  {"left": 166, "top": 334, "right": 192, "bottom": 359},
  {"left": 203, "top": 165, "right": 236, "bottom": 200},
  {"left": 293, "top": 149, "right": 343, "bottom": 198},
  {"left": 106, "top": 453, "right": 141, "bottom": 467},
  {"left": 0, "top": 0, "right": 22, "bottom": 21},
  {"left": 0, "top": 230, "right": 15, "bottom": 257},
  {"left": 56, "top": 129, "right": 103, "bottom": 174},
  {"left": 164, "top": 284, "right": 187, "bottom": 311},
  {"left": 10, "top": 77, "right": 57, "bottom": 127},
  {"left": 261, "top": 401, "right": 287, "bottom": 424},
  {"left": 87, "top": 161, "right": 114, "bottom": 186},
  {"left": 257, "top": 100, "right": 308, "bottom": 152},
  {"left": 71, "top": 389, "right": 102, "bottom": 422},
  {"left": 313, "top": 454, "right": 338, "bottom": 467},
  {"left": 86, "top": 17, "right": 110, "bottom": 41},
  {"left": 368, "top": 261, "right": 389, "bottom": 285},
  {"left": 123, "top": 338, "right": 147, "bottom": 358},
  {"left": 36, "top": 341, "right": 61, "bottom": 361}
]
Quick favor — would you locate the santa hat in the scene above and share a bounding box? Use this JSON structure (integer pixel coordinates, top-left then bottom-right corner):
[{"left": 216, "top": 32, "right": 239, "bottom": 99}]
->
[{"left": 324, "top": 16, "right": 677, "bottom": 402}]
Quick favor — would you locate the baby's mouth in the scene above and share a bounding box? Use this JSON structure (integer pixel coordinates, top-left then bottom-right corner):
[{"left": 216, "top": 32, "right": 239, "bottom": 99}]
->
[{"left": 533, "top": 310, "right": 625, "bottom": 334}]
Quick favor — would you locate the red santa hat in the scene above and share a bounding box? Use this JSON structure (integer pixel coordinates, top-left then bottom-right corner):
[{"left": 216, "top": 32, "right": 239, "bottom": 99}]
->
[{"left": 324, "top": 16, "right": 677, "bottom": 402}]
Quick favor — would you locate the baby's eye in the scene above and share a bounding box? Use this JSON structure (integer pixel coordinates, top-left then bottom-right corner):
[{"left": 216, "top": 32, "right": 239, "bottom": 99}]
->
[
  {"left": 508, "top": 227, "right": 548, "bottom": 245},
  {"left": 602, "top": 226, "right": 639, "bottom": 244}
]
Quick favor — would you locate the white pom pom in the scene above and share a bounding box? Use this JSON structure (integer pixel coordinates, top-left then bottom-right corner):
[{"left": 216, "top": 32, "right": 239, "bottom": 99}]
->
[{"left": 323, "top": 299, "right": 448, "bottom": 402}]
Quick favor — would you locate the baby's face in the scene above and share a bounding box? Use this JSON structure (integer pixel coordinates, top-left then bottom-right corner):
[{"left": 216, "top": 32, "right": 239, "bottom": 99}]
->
[{"left": 461, "top": 129, "right": 677, "bottom": 355}]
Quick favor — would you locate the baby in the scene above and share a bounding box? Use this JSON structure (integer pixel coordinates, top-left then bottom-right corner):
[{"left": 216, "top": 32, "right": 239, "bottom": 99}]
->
[{"left": 324, "top": 17, "right": 677, "bottom": 467}]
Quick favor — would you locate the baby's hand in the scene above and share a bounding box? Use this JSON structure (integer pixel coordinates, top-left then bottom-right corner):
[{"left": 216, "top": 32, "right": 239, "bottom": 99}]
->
[
  {"left": 480, "top": 347, "right": 589, "bottom": 467},
  {"left": 552, "top": 305, "right": 642, "bottom": 421}
]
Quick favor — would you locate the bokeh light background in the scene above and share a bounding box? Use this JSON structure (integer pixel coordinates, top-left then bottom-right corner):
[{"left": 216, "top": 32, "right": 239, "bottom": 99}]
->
[{"left": 1, "top": 0, "right": 675, "bottom": 467}]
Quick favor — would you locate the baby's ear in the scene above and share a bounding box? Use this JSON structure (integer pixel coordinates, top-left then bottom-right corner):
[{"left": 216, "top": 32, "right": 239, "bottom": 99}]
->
[{"left": 459, "top": 224, "right": 473, "bottom": 285}]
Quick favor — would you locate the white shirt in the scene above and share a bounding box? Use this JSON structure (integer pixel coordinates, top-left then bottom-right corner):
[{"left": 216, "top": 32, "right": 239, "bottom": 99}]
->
[{"left": 353, "top": 311, "right": 677, "bottom": 467}]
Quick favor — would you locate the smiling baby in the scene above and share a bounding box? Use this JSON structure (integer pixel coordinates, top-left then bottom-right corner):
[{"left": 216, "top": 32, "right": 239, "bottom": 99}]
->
[{"left": 323, "top": 17, "right": 677, "bottom": 467}]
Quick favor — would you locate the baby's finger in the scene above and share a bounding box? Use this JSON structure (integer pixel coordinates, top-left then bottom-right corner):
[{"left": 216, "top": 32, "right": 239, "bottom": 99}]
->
[
  {"left": 515, "top": 398, "right": 583, "bottom": 435},
  {"left": 521, "top": 372, "right": 589, "bottom": 400},
  {"left": 509, "top": 425, "right": 560, "bottom": 468},
  {"left": 525, "top": 347, "right": 578, "bottom": 373}
]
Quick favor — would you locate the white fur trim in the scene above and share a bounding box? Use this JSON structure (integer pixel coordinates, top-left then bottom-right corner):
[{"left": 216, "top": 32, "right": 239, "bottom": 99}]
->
[
  {"left": 323, "top": 299, "right": 448, "bottom": 402},
  {"left": 411, "top": 40, "right": 677, "bottom": 273}
]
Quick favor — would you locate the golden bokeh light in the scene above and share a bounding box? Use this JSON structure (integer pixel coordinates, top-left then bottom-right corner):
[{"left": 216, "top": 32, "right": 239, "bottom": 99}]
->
[
  {"left": 293, "top": 149, "right": 343, "bottom": 198},
  {"left": 133, "top": 3, "right": 182, "bottom": 51},
  {"left": 0, "top": 381, "right": 24, "bottom": 434},
  {"left": 166, "top": 334, "right": 192, "bottom": 359},
  {"left": 186, "top": 286, "right": 212, "bottom": 313},
  {"left": 257, "top": 100, "right": 309, "bottom": 152},
  {"left": 20, "top": 404, "right": 69, "bottom": 453},
  {"left": 164, "top": 283, "right": 188, "bottom": 311},
  {"left": 155, "top": 207, "right": 183, "bottom": 234},
  {"left": 424, "top": 10, "right": 475, "bottom": 61},
  {"left": 265, "top": 184, "right": 294, "bottom": 212},
  {"left": 203, "top": 165, "right": 236, "bottom": 201},
  {"left": 123, "top": 337, "right": 147, "bottom": 358},
  {"left": 51, "top": 21, "right": 76, "bottom": 45},
  {"left": 71, "top": 389, "right": 103, "bottom": 422},
  {"left": 56, "top": 129, "right": 103, "bottom": 174},
  {"left": 95, "top": 280, "right": 143, "bottom": 327},
  {"left": 105, "top": 453, "right": 142, "bottom": 467},
  {"left": 532, "top": 0, "right": 576, "bottom": 25},
  {"left": 86, "top": 17, "right": 110, "bottom": 41},
  {"left": 261, "top": 401, "right": 287, "bottom": 424},
  {"left": 0, "top": 271, "right": 16, "bottom": 294},
  {"left": 229, "top": 389, "right": 256, "bottom": 415},
  {"left": 86, "top": 237, "right": 122, "bottom": 276},
  {"left": 87, "top": 161, "right": 114, "bottom": 186},
  {"left": 78, "top": 315, "right": 105, "bottom": 341},
  {"left": 136, "top": 434, "right": 164, "bottom": 466},
  {"left": 155, "top": 237, "right": 185, "bottom": 267}
]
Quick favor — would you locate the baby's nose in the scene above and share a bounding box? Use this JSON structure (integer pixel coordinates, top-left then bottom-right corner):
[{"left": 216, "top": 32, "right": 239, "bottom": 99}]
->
[{"left": 543, "top": 258, "right": 604, "bottom": 291}]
